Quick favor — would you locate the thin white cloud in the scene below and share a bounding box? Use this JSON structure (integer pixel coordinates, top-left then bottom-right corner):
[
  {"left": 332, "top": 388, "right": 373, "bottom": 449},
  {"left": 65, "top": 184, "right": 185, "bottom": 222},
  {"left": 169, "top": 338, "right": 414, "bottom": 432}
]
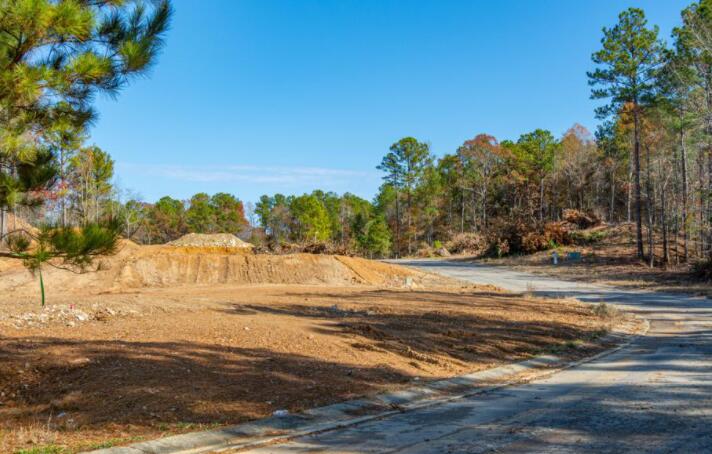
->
[{"left": 117, "top": 162, "right": 380, "bottom": 186}]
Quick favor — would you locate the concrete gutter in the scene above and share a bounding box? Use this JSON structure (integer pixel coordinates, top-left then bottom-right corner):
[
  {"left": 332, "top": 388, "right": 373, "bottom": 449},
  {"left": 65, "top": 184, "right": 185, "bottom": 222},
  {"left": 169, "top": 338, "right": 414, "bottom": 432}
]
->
[{"left": 89, "top": 318, "right": 648, "bottom": 454}]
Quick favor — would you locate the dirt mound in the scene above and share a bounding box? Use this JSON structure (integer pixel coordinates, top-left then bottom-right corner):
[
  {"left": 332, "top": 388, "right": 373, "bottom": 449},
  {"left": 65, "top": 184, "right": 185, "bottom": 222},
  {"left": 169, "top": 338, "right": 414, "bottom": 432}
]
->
[
  {"left": 0, "top": 243, "right": 446, "bottom": 295},
  {"left": 169, "top": 233, "right": 254, "bottom": 249},
  {"left": 1, "top": 211, "right": 37, "bottom": 234}
]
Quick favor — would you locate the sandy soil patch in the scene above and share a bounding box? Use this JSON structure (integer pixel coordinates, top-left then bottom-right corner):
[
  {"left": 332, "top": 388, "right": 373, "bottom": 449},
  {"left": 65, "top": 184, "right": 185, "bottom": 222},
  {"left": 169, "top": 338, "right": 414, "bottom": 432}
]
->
[{"left": 0, "top": 241, "right": 447, "bottom": 299}]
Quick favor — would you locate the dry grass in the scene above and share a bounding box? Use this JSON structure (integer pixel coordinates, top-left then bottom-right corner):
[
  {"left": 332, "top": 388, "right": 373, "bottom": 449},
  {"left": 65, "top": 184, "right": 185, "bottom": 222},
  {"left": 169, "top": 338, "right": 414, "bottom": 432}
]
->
[
  {"left": 486, "top": 223, "right": 712, "bottom": 296},
  {"left": 1, "top": 423, "right": 59, "bottom": 453}
]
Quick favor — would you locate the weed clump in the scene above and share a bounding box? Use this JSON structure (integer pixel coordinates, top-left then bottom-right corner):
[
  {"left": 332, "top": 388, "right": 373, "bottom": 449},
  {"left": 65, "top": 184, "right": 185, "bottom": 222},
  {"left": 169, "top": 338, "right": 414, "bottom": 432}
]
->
[{"left": 592, "top": 302, "right": 618, "bottom": 319}]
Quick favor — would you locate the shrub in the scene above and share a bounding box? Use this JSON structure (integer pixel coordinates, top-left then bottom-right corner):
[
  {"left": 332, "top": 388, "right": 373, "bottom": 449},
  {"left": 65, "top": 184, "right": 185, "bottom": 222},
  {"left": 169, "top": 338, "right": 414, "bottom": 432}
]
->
[
  {"left": 521, "top": 231, "right": 549, "bottom": 253},
  {"left": 570, "top": 230, "right": 607, "bottom": 245},
  {"left": 592, "top": 302, "right": 619, "bottom": 319},
  {"left": 494, "top": 239, "right": 510, "bottom": 257},
  {"left": 446, "top": 232, "right": 487, "bottom": 255},
  {"left": 543, "top": 222, "right": 573, "bottom": 246},
  {"left": 562, "top": 209, "right": 601, "bottom": 229},
  {"left": 485, "top": 219, "right": 530, "bottom": 255},
  {"left": 301, "top": 242, "right": 330, "bottom": 254},
  {"left": 416, "top": 242, "right": 435, "bottom": 258},
  {"left": 692, "top": 259, "right": 712, "bottom": 280}
]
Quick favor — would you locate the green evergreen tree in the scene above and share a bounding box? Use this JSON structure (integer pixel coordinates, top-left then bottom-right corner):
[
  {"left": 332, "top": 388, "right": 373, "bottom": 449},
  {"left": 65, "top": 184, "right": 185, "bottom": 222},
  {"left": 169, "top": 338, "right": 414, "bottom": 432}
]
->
[
  {"left": 289, "top": 194, "right": 331, "bottom": 242},
  {"left": 186, "top": 193, "right": 214, "bottom": 233},
  {"left": 516, "top": 129, "right": 560, "bottom": 221},
  {"left": 210, "top": 192, "right": 248, "bottom": 234},
  {"left": 377, "top": 137, "right": 431, "bottom": 255},
  {"left": 588, "top": 7, "right": 663, "bottom": 259},
  {"left": 358, "top": 216, "right": 391, "bottom": 258},
  {"left": 0, "top": 0, "right": 172, "bottom": 304},
  {"left": 150, "top": 196, "right": 186, "bottom": 242}
]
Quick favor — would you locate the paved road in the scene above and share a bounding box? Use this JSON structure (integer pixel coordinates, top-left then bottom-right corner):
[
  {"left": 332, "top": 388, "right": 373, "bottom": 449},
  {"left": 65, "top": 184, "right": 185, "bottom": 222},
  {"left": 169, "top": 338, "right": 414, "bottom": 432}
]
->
[{"left": 248, "top": 260, "right": 712, "bottom": 453}]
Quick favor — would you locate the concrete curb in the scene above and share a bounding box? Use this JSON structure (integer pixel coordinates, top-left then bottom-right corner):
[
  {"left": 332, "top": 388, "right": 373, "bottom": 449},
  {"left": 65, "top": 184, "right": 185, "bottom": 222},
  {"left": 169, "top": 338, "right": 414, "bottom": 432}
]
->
[{"left": 89, "top": 317, "right": 648, "bottom": 454}]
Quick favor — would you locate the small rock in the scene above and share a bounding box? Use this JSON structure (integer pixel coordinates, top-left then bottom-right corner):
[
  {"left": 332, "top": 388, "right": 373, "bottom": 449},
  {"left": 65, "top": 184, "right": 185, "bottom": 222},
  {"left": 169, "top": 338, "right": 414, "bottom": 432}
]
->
[{"left": 273, "top": 409, "right": 289, "bottom": 417}]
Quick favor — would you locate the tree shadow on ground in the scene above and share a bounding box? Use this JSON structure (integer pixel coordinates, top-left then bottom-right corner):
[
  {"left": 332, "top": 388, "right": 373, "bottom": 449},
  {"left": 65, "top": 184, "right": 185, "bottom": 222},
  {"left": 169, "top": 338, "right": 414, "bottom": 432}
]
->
[
  {"left": 221, "top": 288, "right": 607, "bottom": 368},
  {"left": 259, "top": 327, "right": 712, "bottom": 453},
  {"left": 0, "top": 338, "right": 410, "bottom": 431},
  {"left": 0, "top": 288, "right": 607, "bottom": 436}
]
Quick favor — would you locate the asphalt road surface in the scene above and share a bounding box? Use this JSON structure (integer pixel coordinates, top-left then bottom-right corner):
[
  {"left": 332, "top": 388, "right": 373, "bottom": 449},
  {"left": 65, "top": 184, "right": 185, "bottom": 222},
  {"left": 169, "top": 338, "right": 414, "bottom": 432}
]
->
[{"left": 246, "top": 260, "right": 712, "bottom": 453}]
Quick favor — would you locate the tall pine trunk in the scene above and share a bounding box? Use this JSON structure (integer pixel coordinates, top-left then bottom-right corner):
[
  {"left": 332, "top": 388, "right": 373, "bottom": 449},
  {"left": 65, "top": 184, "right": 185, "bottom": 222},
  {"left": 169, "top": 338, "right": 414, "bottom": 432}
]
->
[
  {"left": 645, "top": 144, "right": 654, "bottom": 267},
  {"left": 539, "top": 177, "right": 544, "bottom": 222},
  {"left": 0, "top": 208, "right": 5, "bottom": 246},
  {"left": 627, "top": 161, "right": 633, "bottom": 223},
  {"left": 633, "top": 107, "right": 645, "bottom": 259},
  {"left": 482, "top": 185, "right": 488, "bottom": 229},
  {"left": 407, "top": 190, "right": 412, "bottom": 255},
  {"left": 609, "top": 166, "right": 616, "bottom": 222},
  {"left": 662, "top": 183, "right": 669, "bottom": 265},
  {"left": 394, "top": 189, "right": 400, "bottom": 257},
  {"left": 460, "top": 190, "right": 465, "bottom": 233},
  {"left": 680, "top": 126, "right": 689, "bottom": 262}
]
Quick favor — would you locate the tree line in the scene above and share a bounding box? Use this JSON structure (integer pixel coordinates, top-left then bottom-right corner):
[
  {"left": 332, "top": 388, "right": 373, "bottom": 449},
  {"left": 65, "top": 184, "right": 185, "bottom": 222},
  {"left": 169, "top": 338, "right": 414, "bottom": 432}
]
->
[
  {"left": 251, "top": 2, "right": 712, "bottom": 267},
  {"left": 6, "top": 1, "right": 712, "bottom": 279},
  {"left": 91, "top": 1, "right": 712, "bottom": 266}
]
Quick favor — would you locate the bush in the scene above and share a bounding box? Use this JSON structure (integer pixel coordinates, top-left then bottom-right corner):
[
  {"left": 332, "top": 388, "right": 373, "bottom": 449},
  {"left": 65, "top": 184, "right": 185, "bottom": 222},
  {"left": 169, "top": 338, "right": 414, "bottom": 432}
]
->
[
  {"left": 493, "top": 239, "right": 510, "bottom": 257},
  {"left": 484, "top": 219, "right": 530, "bottom": 255},
  {"left": 521, "top": 231, "right": 549, "bottom": 254},
  {"left": 562, "top": 209, "right": 601, "bottom": 229},
  {"left": 415, "top": 242, "right": 435, "bottom": 258},
  {"left": 301, "top": 242, "right": 330, "bottom": 254},
  {"left": 543, "top": 222, "right": 573, "bottom": 246},
  {"left": 446, "top": 232, "right": 487, "bottom": 255},
  {"left": 692, "top": 259, "right": 712, "bottom": 280},
  {"left": 592, "top": 302, "right": 619, "bottom": 319}
]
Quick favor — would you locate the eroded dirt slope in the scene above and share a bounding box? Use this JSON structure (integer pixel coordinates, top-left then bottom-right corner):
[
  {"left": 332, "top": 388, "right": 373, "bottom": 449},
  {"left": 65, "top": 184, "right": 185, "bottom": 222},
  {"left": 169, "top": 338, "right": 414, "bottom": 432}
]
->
[{"left": 0, "top": 241, "right": 448, "bottom": 299}]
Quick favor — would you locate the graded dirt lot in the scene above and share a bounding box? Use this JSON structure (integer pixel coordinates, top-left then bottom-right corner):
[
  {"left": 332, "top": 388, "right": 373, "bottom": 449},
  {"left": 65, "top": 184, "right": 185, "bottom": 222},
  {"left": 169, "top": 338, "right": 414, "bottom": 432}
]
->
[{"left": 0, "top": 245, "right": 621, "bottom": 453}]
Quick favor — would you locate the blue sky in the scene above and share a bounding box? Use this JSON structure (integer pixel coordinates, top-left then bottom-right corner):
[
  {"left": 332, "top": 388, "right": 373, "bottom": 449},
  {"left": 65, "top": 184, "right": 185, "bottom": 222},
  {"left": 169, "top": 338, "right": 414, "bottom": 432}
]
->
[{"left": 92, "top": 0, "right": 689, "bottom": 204}]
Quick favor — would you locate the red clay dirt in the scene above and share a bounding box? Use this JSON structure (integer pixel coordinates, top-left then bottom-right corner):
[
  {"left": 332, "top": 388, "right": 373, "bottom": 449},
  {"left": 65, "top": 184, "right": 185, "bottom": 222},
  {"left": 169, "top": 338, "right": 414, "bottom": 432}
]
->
[{"left": 0, "top": 244, "right": 619, "bottom": 453}]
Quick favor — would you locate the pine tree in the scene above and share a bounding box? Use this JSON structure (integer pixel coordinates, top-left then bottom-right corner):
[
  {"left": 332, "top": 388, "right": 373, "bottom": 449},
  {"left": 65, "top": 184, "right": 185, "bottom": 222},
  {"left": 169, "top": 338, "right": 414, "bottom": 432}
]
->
[
  {"left": 588, "top": 7, "right": 663, "bottom": 260},
  {"left": 0, "top": 0, "right": 172, "bottom": 304}
]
